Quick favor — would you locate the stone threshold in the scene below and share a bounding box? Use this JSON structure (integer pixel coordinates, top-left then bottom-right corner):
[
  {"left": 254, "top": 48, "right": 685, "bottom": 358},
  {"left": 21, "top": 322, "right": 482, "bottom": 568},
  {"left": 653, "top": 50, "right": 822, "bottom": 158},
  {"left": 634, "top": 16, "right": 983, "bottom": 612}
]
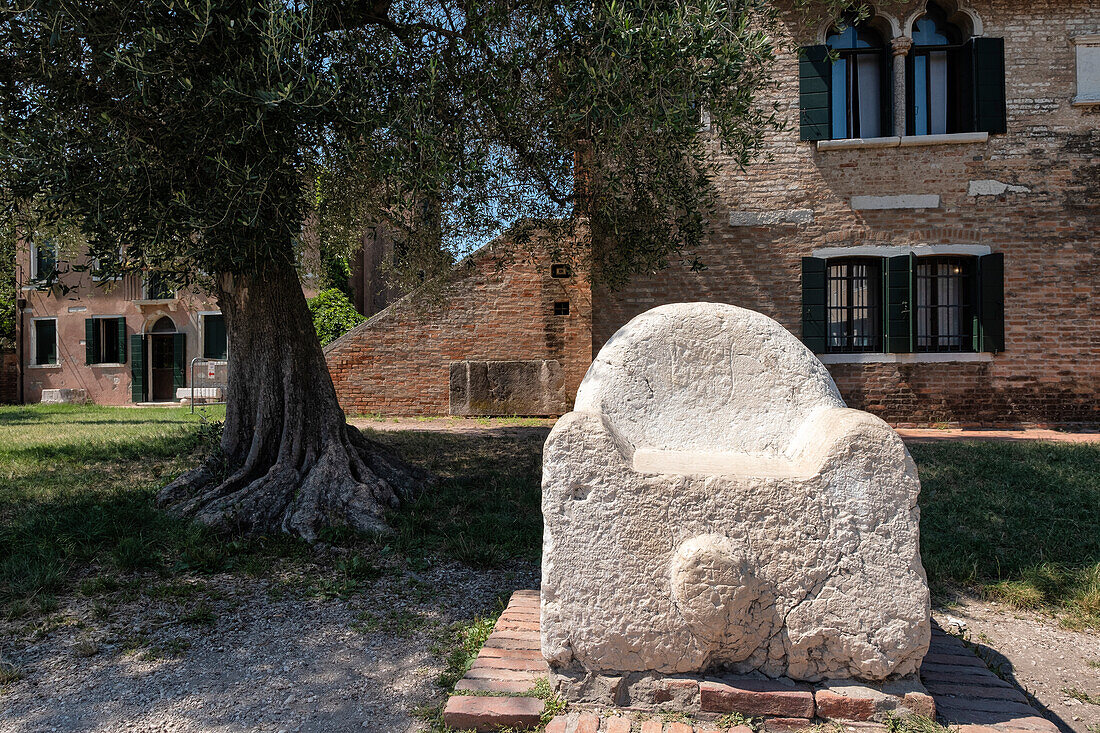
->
[{"left": 442, "top": 592, "right": 1060, "bottom": 733}]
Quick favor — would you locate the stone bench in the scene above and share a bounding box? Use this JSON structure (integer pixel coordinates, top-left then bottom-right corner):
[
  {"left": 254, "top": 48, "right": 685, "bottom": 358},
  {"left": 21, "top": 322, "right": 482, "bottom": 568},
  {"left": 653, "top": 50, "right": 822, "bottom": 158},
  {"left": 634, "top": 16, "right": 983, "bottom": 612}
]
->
[
  {"left": 40, "top": 388, "right": 88, "bottom": 404},
  {"left": 177, "top": 387, "right": 223, "bottom": 404}
]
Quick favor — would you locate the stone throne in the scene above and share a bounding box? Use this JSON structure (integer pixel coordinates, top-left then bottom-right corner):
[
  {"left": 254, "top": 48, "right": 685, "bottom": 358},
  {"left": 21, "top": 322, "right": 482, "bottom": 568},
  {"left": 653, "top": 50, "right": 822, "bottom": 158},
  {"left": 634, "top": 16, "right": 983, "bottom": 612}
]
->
[{"left": 541, "top": 303, "right": 930, "bottom": 702}]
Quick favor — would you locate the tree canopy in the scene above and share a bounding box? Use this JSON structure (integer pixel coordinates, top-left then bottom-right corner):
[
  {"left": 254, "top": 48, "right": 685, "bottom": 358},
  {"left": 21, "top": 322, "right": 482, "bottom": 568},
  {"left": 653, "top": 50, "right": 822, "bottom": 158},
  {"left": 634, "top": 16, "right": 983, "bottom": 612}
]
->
[{"left": 0, "top": 0, "right": 796, "bottom": 289}]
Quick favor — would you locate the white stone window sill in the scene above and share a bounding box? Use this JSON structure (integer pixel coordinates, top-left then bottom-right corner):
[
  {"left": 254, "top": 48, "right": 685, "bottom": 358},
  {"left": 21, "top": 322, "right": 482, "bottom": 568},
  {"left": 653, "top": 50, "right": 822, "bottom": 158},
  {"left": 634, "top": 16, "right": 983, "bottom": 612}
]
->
[
  {"left": 818, "top": 352, "right": 993, "bottom": 364},
  {"left": 1072, "top": 97, "right": 1100, "bottom": 107},
  {"left": 89, "top": 363, "right": 127, "bottom": 368},
  {"left": 816, "top": 132, "right": 989, "bottom": 151},
  {"left": 27, "top": 363, "right": 62, "bottom": 369}
]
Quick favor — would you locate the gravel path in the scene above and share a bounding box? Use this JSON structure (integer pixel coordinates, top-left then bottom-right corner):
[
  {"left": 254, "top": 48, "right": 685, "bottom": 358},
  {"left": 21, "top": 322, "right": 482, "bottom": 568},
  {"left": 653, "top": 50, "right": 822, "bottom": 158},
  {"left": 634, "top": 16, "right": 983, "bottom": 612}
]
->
[
  {"left": 1, "top": 561, "right": 538, "bottom": 733},
  {"left": 936, "top": 598, "right": 1100, "bottom": 733}
]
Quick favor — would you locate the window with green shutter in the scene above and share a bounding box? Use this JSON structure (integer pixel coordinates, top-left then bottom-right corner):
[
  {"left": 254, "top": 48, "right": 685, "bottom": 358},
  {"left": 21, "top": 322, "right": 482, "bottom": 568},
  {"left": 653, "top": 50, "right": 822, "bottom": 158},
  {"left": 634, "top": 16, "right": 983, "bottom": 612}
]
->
[
  {"left": 800, "top": 252, "right": 1005, "bottom": 356},
  {"left": 905, "top": 4, "right": 1005, "bottom": 136},
  {"left": 85, "top": 317, "right": 127, "bottom": 364}
]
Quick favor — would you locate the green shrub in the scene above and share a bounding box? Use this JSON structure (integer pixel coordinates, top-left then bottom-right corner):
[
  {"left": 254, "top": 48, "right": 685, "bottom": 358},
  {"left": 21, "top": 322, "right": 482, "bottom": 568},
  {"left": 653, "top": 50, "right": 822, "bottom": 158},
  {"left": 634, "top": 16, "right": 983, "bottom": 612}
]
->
[{"left": 307, "top": 288, "right": 366, "bottom": 346}]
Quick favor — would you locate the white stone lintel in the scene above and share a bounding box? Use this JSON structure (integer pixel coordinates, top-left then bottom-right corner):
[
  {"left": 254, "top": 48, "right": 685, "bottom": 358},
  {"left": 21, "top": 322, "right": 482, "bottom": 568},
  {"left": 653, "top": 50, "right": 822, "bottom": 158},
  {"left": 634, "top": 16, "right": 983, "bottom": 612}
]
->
[
  {"left": 729, "top": 209, "right": 814, "bottom": 227},
  {"left": 851, "top": 194, "right": 941, "bottom": 210},
  {"left": 811, "top": 244, "right": 992, "bottom": 259},
  {"left": 818, "top": 352, "right": 994, "bottom": 365}
]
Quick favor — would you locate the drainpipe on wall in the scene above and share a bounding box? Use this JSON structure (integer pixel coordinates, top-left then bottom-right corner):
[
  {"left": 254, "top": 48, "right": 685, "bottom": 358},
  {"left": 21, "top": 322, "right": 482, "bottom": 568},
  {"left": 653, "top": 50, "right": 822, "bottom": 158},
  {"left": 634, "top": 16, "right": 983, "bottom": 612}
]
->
[{"left": 14, "top": 266, "right": 25, "bottom": 405}]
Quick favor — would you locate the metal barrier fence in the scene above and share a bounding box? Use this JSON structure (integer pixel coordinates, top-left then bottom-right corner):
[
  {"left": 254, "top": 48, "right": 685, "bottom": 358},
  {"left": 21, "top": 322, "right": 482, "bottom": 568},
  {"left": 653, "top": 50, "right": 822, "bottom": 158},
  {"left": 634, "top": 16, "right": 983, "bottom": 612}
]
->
[{"left": 188, "top": 357, "right": 229, "bottom": 413}]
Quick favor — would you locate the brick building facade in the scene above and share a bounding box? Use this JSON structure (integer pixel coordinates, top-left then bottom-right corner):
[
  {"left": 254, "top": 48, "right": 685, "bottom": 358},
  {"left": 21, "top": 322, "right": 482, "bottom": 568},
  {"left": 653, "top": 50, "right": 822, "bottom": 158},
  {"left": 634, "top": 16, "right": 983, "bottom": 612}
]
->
[
  {"left": 327, "top": 239, "right": 592, "bottom": 417},
  {"left": 14, "top": 239, "right": 230, "bottom": 406},
  {"left": 329, "top": 0, "right": 1099, "bottom": 425}
]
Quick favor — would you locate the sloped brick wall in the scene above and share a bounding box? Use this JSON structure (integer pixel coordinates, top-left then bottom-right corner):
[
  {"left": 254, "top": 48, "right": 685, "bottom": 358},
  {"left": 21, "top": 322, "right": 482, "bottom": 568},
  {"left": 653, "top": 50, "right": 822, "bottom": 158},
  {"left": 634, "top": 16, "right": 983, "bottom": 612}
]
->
[{"left": 325, "top": 241, "right": 592, "bottom": 416}]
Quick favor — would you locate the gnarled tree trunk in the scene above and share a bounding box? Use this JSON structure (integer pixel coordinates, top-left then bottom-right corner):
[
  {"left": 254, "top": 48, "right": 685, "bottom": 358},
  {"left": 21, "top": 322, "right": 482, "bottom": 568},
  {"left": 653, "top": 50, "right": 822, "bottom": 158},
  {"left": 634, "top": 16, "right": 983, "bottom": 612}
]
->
[{"left": 158, "top": 258, "right": 429, "bottom": 541}]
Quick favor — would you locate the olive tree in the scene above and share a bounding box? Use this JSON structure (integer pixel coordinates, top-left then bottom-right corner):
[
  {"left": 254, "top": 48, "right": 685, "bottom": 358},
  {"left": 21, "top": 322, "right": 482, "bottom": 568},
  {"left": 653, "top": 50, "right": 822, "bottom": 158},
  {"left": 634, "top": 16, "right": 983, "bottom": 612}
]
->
[{"left": 0, "top": 0, "right": 813, "bottom": 539}]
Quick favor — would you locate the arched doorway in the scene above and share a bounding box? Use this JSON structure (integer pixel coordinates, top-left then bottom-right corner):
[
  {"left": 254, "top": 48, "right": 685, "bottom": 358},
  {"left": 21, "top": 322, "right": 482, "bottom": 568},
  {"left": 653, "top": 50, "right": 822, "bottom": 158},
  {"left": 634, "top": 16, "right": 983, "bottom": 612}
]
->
[{"left": 131, "top": 315, "right": 186, "bottom": 403}]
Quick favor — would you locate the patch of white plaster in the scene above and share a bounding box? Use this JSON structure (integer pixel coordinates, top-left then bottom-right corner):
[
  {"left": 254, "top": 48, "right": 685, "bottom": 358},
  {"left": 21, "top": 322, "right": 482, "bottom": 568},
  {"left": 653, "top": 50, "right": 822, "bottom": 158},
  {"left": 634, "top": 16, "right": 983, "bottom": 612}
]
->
[{"left": 968, "top": 180, "right": 1032, "bottom": 197}]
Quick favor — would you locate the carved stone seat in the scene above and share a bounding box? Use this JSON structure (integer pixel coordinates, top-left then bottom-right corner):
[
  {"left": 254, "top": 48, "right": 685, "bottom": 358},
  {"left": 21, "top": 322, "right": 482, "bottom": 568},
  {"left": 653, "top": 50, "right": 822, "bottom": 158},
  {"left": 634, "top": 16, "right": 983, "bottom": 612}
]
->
[{"left": 540, "top": 303, "right": 930, "bottom": 687}]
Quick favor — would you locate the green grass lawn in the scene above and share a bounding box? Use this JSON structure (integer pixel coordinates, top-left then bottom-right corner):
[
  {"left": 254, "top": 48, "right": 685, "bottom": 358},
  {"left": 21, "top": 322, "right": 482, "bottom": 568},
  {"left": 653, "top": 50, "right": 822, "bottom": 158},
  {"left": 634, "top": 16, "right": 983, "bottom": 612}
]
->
[{"left": 1, "top": 405, "right": 1097, "bottom": 629}]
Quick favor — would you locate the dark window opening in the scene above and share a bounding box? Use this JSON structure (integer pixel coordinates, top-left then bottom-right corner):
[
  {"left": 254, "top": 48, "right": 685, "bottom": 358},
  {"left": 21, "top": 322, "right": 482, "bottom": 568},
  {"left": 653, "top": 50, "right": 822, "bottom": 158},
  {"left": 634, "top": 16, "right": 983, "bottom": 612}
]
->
[
  {"left": 915, "top": 256, "right": 975, "bottom": 352},
  {"left": 146, "top": 274, "right": 175, "bottom": 300},
  {"left": 826, "top": 258, "right": 881, "bottom": 352},
  {"left": 553, "top": 301, "right": 570, "bottom": 316},
  {"left": 550, "top": 263, "right": 572, "bottom": 279},
  {"left": 203, "top": 314, "right": 228, "bottom": 360},
  {"left": 907, "top": 3, "right": 969, "bottom": 135},
  {"left": 34, "top": 239, "right": 58, "bottom": 280},
  {"left": 151, "top": 315, "right": 176, "bottom": 333},
  {"left": 34, "top": 320, "right": 57, "bottom": 365},
  {"left": 826, "top": 20, "right": 890, "bottom": 139},
  {"left": 89, "top": 317, "right": 123, "bottom": 364}
]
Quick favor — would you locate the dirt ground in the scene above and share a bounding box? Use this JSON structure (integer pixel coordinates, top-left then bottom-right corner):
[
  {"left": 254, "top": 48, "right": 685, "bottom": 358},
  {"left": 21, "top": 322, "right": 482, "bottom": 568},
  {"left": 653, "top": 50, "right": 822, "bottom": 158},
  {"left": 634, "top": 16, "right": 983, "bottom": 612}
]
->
[
  {"left": 1, "top": 561, "right": 539, "bottom": 733},
  {"left": 935, "top": 598, "right": 1100, "bottom": 733}
]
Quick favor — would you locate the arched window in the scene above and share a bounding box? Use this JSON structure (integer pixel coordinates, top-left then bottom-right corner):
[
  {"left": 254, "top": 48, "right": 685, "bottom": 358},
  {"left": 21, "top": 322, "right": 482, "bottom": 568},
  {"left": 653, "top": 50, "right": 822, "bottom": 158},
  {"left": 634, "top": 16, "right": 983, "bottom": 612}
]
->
[
  {"left": 826, "top": 19, "right": 890, "bottom": 139},
  {"left": 907, "top": 3, "right": 966, "bottom": 135}
]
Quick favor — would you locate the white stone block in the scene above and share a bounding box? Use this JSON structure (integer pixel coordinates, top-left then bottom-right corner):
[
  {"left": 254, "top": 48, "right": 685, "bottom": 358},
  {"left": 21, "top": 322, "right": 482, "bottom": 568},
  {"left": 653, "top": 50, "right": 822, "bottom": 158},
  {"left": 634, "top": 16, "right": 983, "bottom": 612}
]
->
[
  {"left": 541, "top": 303, "right": 930, "bottom": 683},
  {"left": 850, "top": 194, "right": 940, "bottom": 210},
  {"left": 40, "top": 388, "right": 88, "bottom": 404},
  {"left": 728, "top": 209, "right": 814, "bottom": 227}
]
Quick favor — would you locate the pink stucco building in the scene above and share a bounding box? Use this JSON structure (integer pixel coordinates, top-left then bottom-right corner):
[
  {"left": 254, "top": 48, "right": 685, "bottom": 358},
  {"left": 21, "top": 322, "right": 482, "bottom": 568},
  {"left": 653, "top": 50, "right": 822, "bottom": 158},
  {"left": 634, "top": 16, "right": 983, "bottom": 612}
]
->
[{"left": 14, "top": 238, "right": 228, "bottom": 405}]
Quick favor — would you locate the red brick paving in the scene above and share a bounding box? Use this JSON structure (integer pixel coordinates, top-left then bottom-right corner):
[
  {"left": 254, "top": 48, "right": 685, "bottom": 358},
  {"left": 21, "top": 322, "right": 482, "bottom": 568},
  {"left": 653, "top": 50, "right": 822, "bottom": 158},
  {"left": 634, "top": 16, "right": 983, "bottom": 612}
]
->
[{"left": 442, "top": 591, "right": 1061, "bottom": 733}]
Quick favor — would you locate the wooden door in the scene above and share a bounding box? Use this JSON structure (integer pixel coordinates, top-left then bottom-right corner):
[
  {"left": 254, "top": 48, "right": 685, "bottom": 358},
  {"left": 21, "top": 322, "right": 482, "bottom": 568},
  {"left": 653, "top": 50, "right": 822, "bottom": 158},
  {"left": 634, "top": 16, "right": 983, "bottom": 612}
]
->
[{"left": 150, "top": 334, "right": 176, "bottom": 401}]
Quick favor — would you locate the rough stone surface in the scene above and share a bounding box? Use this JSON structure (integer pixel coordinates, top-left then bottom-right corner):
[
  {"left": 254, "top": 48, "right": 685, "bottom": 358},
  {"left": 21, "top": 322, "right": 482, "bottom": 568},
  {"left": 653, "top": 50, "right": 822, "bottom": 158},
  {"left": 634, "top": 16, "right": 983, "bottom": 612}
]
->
[
  {"left": 449, "top": 359, "right": 568, "bottom": 416},
  {"left": 40, "top": 388, "right": 88, "bottom": 404},
  {"left": 541, "top": 303, "right": 930, "bottom": 682},
  {"left": 728, "top": 209, "right": 814, "bottom": 226}
]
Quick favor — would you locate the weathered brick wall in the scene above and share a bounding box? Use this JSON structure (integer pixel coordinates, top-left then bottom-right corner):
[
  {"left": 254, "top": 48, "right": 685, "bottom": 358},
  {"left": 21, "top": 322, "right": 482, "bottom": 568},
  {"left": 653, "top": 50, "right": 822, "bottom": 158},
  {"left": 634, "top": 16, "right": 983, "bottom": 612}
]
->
[
  {"left": 594, "top": 0, "right": 1100, "bottom": 425},
  {"left": 326, "top": 239, "right": 592, "bottom": 416},
  {"left": 0, "top": 349, "right": 18, "bottom": 404}
]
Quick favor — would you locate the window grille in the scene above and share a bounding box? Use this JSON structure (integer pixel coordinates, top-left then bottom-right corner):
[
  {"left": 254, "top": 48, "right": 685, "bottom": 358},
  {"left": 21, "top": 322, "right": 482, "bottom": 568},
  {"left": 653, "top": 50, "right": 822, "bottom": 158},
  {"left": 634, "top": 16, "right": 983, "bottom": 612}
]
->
[
  {"left": 915, "top": 257, "right": 974, "bottom": 352},
  {"left": 826, "top": 258, "right": 881, "bottom": 352}
]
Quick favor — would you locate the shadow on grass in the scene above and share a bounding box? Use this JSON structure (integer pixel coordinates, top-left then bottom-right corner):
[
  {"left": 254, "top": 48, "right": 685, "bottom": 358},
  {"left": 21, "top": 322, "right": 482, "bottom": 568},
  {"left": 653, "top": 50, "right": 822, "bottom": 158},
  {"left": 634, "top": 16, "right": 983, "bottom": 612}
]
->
[{"left": 366, "top": 428, "right": 548, "bottom": 568}]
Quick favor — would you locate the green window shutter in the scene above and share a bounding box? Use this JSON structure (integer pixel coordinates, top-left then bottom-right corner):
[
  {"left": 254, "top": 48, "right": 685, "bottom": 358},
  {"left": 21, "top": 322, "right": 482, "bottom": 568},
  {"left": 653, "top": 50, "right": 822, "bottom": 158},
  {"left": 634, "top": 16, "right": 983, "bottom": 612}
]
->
[
  {"left": 117, "top": 317, "right": 128, "bottom": 363},
  {"left": 85, "top": 318, "right": 98, "bottom": 365},
  {"left": 979, "top": 253, "right": 1005, "bottom": 353},
  {"left": 971, "top": 37, "right": 1006, "bottom": 134},
  {"left": 130, "top": 334, "right": 146, "bottom": 402},
  {"left": 204, "top": 314, "right": 227, "bottom": 360},
  {"left": 801, "top": 257, "right": 827, "bottom": 352},
  {"left": 886, "top": 254, "right": 914, "bottom": 353},
  {"left": 172, "top": 333, "right": 187, "bottom": 389},
  {"left": 799, "top": 45, "right": 831, "bottom": 142}
]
